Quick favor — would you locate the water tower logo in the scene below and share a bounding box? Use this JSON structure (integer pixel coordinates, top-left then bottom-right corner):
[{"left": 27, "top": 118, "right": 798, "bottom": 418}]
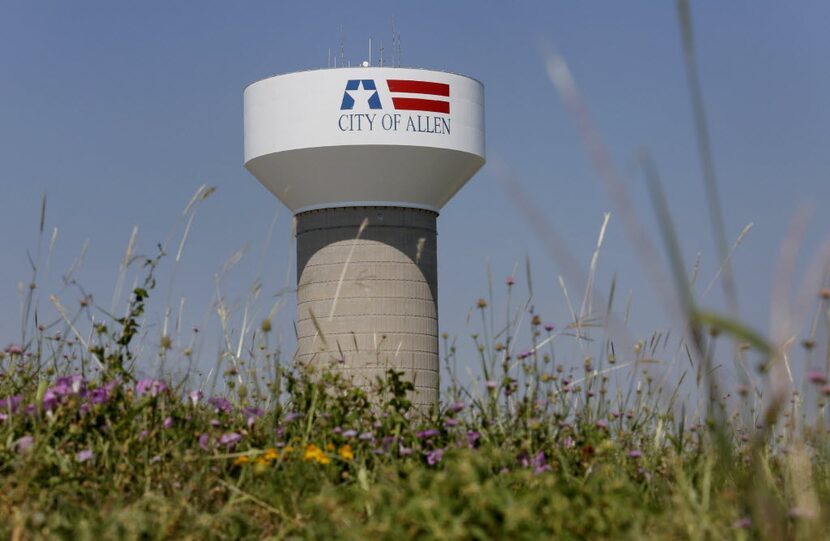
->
[{"left": 338, "top": 78, "right": 452, "bottom": 134}]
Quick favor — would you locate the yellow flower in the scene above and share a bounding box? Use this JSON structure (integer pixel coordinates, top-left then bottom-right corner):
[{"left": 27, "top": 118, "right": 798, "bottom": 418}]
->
[
  {"left": 326, "top": 442, "right": 335, "bottom": 451},
  {"left": 254, "top": 456, "right": 269, "bottom": 465},
  {"left": 303, "top": 444, "right": 331, "bottom": 465},
  {"left": 233, "top": 455, "right": 250, "bottom": 466},
  {"left": 338, "top": 444, "right": 354, "bottom": 462},
  {"left": 262, "top": 448, "right": 280, "bottom": 462}
]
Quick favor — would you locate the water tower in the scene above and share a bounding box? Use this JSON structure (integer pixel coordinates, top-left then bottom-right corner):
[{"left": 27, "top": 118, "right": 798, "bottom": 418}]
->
[{"left": 244, "top": 66, "right": 485, "bottom": 407}]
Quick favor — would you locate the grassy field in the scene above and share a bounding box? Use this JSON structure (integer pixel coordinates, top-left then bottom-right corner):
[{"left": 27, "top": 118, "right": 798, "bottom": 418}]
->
[{"left": 1, "top": 234, "right": 830, "bottom": 540}]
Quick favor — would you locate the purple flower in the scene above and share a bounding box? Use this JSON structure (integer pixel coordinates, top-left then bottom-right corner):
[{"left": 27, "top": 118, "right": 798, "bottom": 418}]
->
[
  {"left": 372, "top": 448, "right": 385, "bottom": 455},
  {"left": 76, "top": 449, "right": 94, "bottom": 463},
  {"left": 135, "top": 379, "right": 168, "bottom": 397},
  {"left": 358, "top": 431, "right": 374, "bottom": 441},
  {"left": 139, "top": 429, "right": 150, "bottom": 440},
  {"left": 595, "top": 419, "right": 608, "bottom": 429},
  {"left": 342, "top": 429, "right": 357, "bottom": 438},
  {"left": 807, "top": 371, "right": 827, "bottom": 385},
  {"left": 0, "top": 413, "right": 7, "bottom": 422},
  {"left": 562, "top": 436, "right": 575, "bottom": 449},
  {"left": 333, "top": 426, "right": 342, "bottom": 434},
  {"left": 163, "top": 416, "right": 173, "bottom": 429},
  {"left": 283, "top": 411, "right": 301, "bottom": 422},
  {"left": 208, "top": 397, "right": 232, "bottom": 414},
  {"left": 627, "top": 449, "right": 642, "bottom": 459},
  {"left": 89, "top": 387, "right": 111, "bottom": 405},
  {"left": 198, "top": 433, "right": 211, "bottom": 451},
  {"left": 506, "top": 276, "right": 515, "bottom": 286},
  {"left": 444, "top": 418, "right": 460, "bottom": 428},
  {"left": 544, "top": 323, "right": 555, "bottom": 332},
  {"left": 219, "top": 432, "right": 242, "bottom": 448},
  {"left": 5, "top": 344, "right": 23, "bottom": 355},
  {"left": 466, "top": 431, "right": 480, "bottom": 448},
  {"left": 485, "top": 380, "right": 498, "bottom": 390},
  {"left": 518, "top": 350, "right": 532, "bottom": 360},
  {"left": 426, "top": 448, "right": 444, "bottom": 465},
  {"left": 399, "top": 445, "right": 413, "bottom": 457},
  {"left": 447, "top": 400, "right": 465, "bottom": 413},
  {"left": 209, "top": 418, "right": 221, "bottom": 427},
  {"left": 188, "top": 390, "right": 203, "bottom": 406},
  {"left": 243, "top": 407, "right": 264, "bottom": 428},
  {"left": 13, "top": 435, "right": 34, "bottom": 454},
  {"left": 733, "top": 517, "right": 752, "bottom": 529},
  {"left": 531, "top": 451, "right": 550, "bottom": 474},
  {"left": 0, "top": 395, "right": 22, "bottom": 412},
  {"left": 417, "top": 428, "right": 440, "bottom": 440}
]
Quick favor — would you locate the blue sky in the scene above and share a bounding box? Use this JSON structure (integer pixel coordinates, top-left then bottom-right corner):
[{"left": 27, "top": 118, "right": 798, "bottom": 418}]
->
[{"left": 2, "top": 2, "right": 829, "bottom": 383}]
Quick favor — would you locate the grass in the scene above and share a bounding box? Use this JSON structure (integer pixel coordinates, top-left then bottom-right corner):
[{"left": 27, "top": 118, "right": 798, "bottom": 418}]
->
[{"left": 2, "top": 225, "right": 830, "bottom": 539}]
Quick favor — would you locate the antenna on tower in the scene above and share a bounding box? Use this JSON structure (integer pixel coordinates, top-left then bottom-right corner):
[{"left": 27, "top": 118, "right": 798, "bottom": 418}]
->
[
  {"left": 391, "top": 17, "right": 402, "bottom": 67},
  {"left": 379, "top": 40, "right": 385, "bottom": 67},
  {"left": 368, "top": 38, "right": 372, "bottom": 66},
  {"left": 328, "top": 47, "right": 331, "bottom": 68},
  {"left": 339, "top": 24, "right": 345, "bottom": 68}
]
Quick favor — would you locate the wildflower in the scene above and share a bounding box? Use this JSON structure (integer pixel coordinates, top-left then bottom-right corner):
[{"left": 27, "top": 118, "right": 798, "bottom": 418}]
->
[
  {"left": 0, "top": 413, "right": 7, "bottom": 422},
  {"left": 89, "top": 386, "right": 111, "bottom": 405},
  {"left": 807, "top": 371, "right": 827, "bottom": 385},
  {"left": 822, "top": 384, "right": 830, "bottom": 396},
  {"left": 417, "top": 428, "right": 440, "bottom": 440},
  {"left": 13, "top": 435, "right": 34, "bottom": 454},
  {"left": 444, "top": 418, "right": 460, "bottom": 428},
  {"left": 476, "top": 298, "right": 487, "bottom": 309},
  {"left": 135, "top": 379, "right": 168, "bottom": 397},
  {"left": 210, "top": 418, "right": 221, "bottom": 427},
  {"left": 219, "top": 432, "right": 242, "bottom": 449},
  {"left": 262, "top": 448, "right": 280, "bottom": 461},
  {"left": 342, "top": 429, "right": 357, "bottom": 438},
  {"left": 283, "top": 411, "right": 302, "bottom": 422},
  {"left": 820, "top": 287, "right": 830, "bottom": 300},
  {"left": 338, "top": 444, "right": 354, "bottom": 461},
  {"left": 163, "top": 416, "right": 173, "bottom": 429},
  {"left": 5, "top": 344, "right": 23, "bottom": 355},
  {"left": 447, "top": 400, "right": 466, "bottom": 413},
  {"left": 596, "top": 419, "right": 608, "bottom": 429},
  {"left": 303, "top": 444, "right": 330, "bottom": 465},
  {"left": 358, "top": 431, "right": 374, "bottom": 441},
  {"left": 485, "top": 380, "right": 498, "bottom": 391},
  {"left": 208, "top": 397, "right": 232, "bottom": 414},
  {"left": 234, "top": 455, "right": 250, "bottom": 466},
  {"left": 0, "top": 395, "right": 22, "bottom": 412},
  {"left": 139, "top": 429, "right": 150, "bottom": 440},
  {"left": 562, "top": 436, "right": 575, "bottom": 449},
  {"left": 506, "top": 276, "right": 515, "bottom": 286},
  {"left": 399, "top": 445, "right": 413, "bottom": 457},
  {"left": 627, "top": 449, "right": 643, "bottom": 459},
  {"left": 466, "top": 431, "right": 481, "bottom": 448},
  {"left": 531, "top": 451, "right": 550, "bottom": 474},
  {"left": 426, "top": 448, "right": 444, "bottom": 465},
  {"left": 199, "top": 432, "right": 210, "bottom": 451},
  {"left": 326, "top": 442, "right": 335, "bottom": 451},
  {"left": 76, "top": 449, "right": 94, "bottom": 463},
  {"left": 733, "top": 517, "right": 752, "bottom": 529},
  {"left": 188, "top": 390, "right": 203, "bottom": 406},
  {"left": 243, "top": 407, "right": 264, "bottom": 428},
  {"left": 544, "top": 323, "right": 555, "bottom": 332}
]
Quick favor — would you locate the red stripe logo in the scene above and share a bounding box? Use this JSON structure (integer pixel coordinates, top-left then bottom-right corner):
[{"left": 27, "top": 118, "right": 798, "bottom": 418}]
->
[{"left": 387, "top": 79, "right": 450, "bottom": 114}]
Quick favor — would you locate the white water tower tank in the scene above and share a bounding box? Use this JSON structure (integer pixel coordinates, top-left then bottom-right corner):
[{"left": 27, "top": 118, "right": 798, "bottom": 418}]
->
[{"left": 244, "top": 67, "right": 485, "bottom": 407}]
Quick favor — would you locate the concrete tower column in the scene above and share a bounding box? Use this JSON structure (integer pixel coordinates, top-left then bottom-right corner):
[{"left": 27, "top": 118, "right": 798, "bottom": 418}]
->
[{"left": 295, "top": 206, "right": 439, "bottom": 407}]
